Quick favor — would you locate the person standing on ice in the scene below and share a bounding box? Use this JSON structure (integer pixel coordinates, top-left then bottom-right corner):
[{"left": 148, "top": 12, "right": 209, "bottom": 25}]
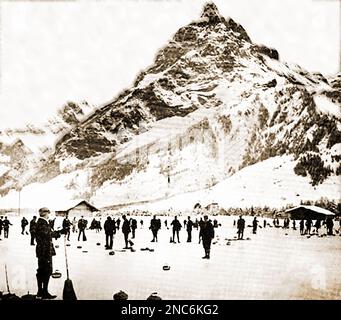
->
[
  {"left": 201, "top": 215, "right": 214, "bottom": 259},
  {"left": 150, "top": 215, "right": 161, "bottom": 242},
  {"left": 35, "top": 207, "right": 61, "bottom": 299},
  {"left": 171, "top": 216, "right": 182, "bottom": 243},
  {"left": 104, "top": 216, "right": 115, "bottom": 250},
  {"left": 237, "top": 216, "right": 245, "bottom": 240},
  {"left": 71, "top": 217, "right": 77, "bottom": 233},
  {"left": 62, "top": 215, "right": 72, "bottom": 241},
  {"left": 0, "top": 216, "right": 3, "bottom": 238},
  {"left": 263, "top": 219, "right": 266, "bottom": 228},
  {"left": 21, "top": 217, "right": 29, "bottom": 235},
  {"left": 29, "top": 216, "right": 37, "bottom": 246},
  {"left": 305, "top": 218, "right": 312, "bottom": 235},
  {"left": 3, "top": 217, "right": 12, "bottom": 238},
  {"left": 186, "top": 216, "right": 194, "bottom": 242},
  {"left": 326, "top": 217, "right": 334, "bottom": 236},
  {"left": 122, "top": 215, "right": 131, "bottom": 249},
  {"left": 78, "top": 216, "right": 87, "bottom": 241},
  {"left": 116, "top": 218, "right": 121, "bottom": 230},
  {"left": 252, "top": 217, "right": 258, "bottom": 234},
  {"left": 198, "top": 217, "right": 204, "bottom": 244},
  {"left": 299, "top": 219, "right": 305, "bottom": 235},
  {"left": 130, "top": 218, "right": 137, "bottom": 239}
]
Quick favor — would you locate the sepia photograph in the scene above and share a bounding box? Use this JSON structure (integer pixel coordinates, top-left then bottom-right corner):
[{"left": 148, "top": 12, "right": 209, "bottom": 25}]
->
[{"left": 0, "top": 0, "right": 340, "bottom": 303}]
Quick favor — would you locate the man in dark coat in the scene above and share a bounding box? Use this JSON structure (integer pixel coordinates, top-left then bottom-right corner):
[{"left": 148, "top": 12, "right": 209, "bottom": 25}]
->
[
  {"left": 201, "top": 215, "right": 215, "bottom": 259},
  {"left": 299, "top": 219, "right": 305, "bottom": 235},
  {"left": 3, "top": 217, "right": 12, "bottom": 238},
  {"left": 29, "top": 216, "right": 37, "bottom": 246},
  {"left": 0, "top": 216, "right": 3, "bottom": 238},
  {"left": 78, "top": 216, "right": 87, "bottom": 241},
  {"left": 171, "top": 216, "right": 182, "bottom": 243},
  {"left": 252, "top": 217, "right": 258, "bottom": 234},
  {"left": 35, "top": 207, "right": 61, "bottom": 299},
  {"left": 122, "top": 215, "right": 131, "bottom": 249},
  {"left": 21, "top": 217, "right": 29, "bottom": 235},
  {"left": 198, "top": 218, "right": 204, "bottom": 243},
  {"left": 186, "top": 216, "right": 194, "bottom": 242},
  {"left": 104, "top": 216, "right": 116, "bottom": 249},
  {"left": 62, "top": 215, "right": 72, "bottom": 241},
  {"left": 150, "top": 215, "right": 161, "bottom": 242},
  {"left": 130, "top": 218, "right": 137, "bottom": 239},
  {"left": 306, "top": 218, "right": 312, "bottom": 235},
  {"left": 326, "top": 217, "right": 334, "bottom": 235},
  {"left": 237, "top": 216, "right": 245, "bottom": 240}
]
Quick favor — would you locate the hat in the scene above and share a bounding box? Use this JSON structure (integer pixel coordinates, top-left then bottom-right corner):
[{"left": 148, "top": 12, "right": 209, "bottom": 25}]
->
[{"left": 39, "top": 207, "right": 50, "bottom": 215}]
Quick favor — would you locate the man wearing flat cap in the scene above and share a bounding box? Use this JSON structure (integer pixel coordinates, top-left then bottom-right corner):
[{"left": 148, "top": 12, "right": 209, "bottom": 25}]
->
[{"left": 35, "top": 207, "right": 61, "bottom": 299}]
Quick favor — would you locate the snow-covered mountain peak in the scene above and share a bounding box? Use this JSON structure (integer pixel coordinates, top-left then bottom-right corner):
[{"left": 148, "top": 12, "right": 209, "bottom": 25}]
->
[{"left": 200, "top": 2, "right": 222, "bottom": 22}]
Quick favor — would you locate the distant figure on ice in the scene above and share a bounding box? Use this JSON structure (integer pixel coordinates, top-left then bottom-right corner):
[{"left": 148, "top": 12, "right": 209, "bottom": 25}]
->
[
  {"left": 122, "top": 215, "right": 131, "bottom": 249},
  {"left": 201, "top": 215, "right": 215, "bottom": 259},
  {"left": 140, "top": 219, "right": 143, "bottom": 229},
  {"left": 314, "top": 219, "right": 321, "bottom": 234},
  {"left": 150, "top": 215, "right": 161, "bottom": 242},
  {"left": 130, "top": 218, "right": 137, "bottom": 239},
  {"left": 299, "top": 219, "right": 305, "bottom": 235},
  {"left": 21, "top": 217, "right": 29, "bottom": 235},
  {"left": 29, "top": 216, "right": 37, "bottom": 246},
  {"left": 164, "top": 219, "right": 168, "bottom": 229},
  {"left": 78, "top": 216, "right": 87, "bottom": 241},
  {"left": 62, "top": 215, "right": 72, "bottom": 241},
  {"left": 186, "top": 216, "right": 194, "bottom": 242},
  {"left": 116, "top": 218, "right": 121, "bottom": 230},
  {"left": 0, "top": 216, "right": 3, "bottom": 238},
  {"left": 305, "top": 218, "right": 312, "bottom": 235},
  {"left": 104, "top": 217, "right": 116, "bottom": 250},
  {"left": 263, "top": 219, "right": 266, "bottom": 228},
  {"left": 275, "top": 218, "right": 279, "bottom": 227},
  {"left": 3, "top": 217, "right": 12, "bottom": 238},
  {"left": 292, "top": 220, "right": 296, "bottom": 230},
  {"left": 183, "top": 219, "right": 187, "bottom": 228},
  {"left": 326, "top": 217, "right": 334, "bottom": 236},
  {"left": 252, "top": 217, "right": 258, "bottom": 234},
  {"left": 233, "top": 220, "right": 236, "bottom": 227},
  {"left": 171, "top": 216, "right": 182, "bottom": 243},
  {"left": 237, "top": 216, "right": 245, "bottom": 240},
  {"left": 72, "top": 217, "right": 77, "bottom": 233},
  {"left": 198, "top": 218, "right": 204, "bottom": 244},
  {"left": 35, "top": 207, "right": 61, "bottom": 299}
]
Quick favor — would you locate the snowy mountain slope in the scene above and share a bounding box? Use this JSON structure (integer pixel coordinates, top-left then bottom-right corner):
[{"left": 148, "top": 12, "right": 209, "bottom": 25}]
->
[
  {"left": 0, "top": 2, "right": 340, "bottom": 210},
  {"left": 110, "top": 155, "right": 340, "bottom": 212}
]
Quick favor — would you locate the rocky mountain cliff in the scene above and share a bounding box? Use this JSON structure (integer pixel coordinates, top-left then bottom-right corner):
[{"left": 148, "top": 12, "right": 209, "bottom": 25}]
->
[{"left": 0, "top": 2, "right": 340, "bottom": 210}]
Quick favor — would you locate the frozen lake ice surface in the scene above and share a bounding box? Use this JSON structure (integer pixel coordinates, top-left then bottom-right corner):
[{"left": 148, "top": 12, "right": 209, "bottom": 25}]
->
[{"left": 0, "top": 214, "right": 340, "bottom": 300}]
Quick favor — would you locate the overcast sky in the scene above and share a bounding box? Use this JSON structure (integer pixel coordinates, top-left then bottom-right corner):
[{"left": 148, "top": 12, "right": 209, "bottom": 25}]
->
[{"left": 0, "top": 0, "right": 339, "bottom": 129}]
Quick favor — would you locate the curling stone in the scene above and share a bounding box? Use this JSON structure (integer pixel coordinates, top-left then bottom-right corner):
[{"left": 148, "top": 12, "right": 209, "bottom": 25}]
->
[
  {"left": 147, "top": 293, "right": 162, "bottom": 300},
  {"left": 163, "top": 265, "right": 171, "bottom": 271},
  {"left": 77, "top": 246, "right": 82, "bottom": 249},
  {"left": 51, "top": 270, "right": 62, "bottom": 279},
  {"left": 82, "top": 250, "right": 88, "bottom": 253},
  {"left": 55, "top": 245, "right": 59, "bottom": 248},
  {"left": 96, "top": 242, "right": 101, "bottom": 246},
  {"left": 113, "top": 290, "right": 128, "bottom": 300},
  {"left": 109, "top": 251, "right": 115, "bottom": 255}
]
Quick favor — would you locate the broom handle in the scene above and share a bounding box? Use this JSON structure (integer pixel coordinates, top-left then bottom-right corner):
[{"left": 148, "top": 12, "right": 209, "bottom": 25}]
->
[
  {"left": 64, "top": 235, "right": 70, "bottom": 280},
  {"left": 5, "top": 264, "right": 10, "bottom": 293}
]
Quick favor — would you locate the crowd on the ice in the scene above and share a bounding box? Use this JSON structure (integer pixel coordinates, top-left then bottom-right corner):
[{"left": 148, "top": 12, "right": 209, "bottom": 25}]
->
[{"left": 0, "top": 210, "right": 340, "bottom": 300}]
